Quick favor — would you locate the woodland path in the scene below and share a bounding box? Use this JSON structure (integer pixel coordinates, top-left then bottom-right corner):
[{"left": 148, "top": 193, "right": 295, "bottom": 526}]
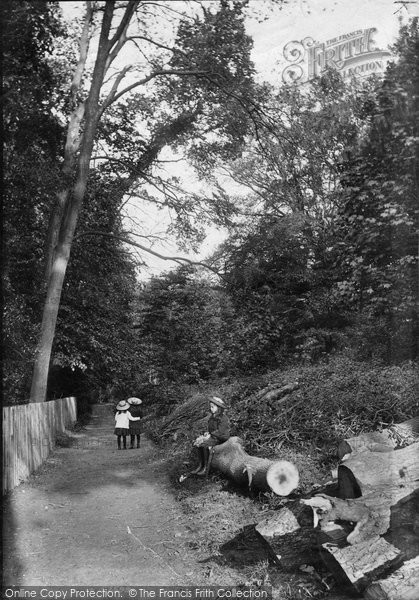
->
[{"left": 2, "top": 404, "right": 204, "bottom": 586}]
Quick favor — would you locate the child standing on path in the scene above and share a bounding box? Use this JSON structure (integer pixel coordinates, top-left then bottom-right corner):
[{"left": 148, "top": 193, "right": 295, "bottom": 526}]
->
[
  {"left": 114, "top": 400, "right": 141, "bottom": 449},
  {"left": 127, "top": 397, "right": 143, "bottom": 449}
]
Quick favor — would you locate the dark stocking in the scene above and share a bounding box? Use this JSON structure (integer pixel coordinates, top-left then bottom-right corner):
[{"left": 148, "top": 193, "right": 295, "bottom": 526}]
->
[
  {"left": 190, "top": 448, "right": 205, "bottom": 474},
  {"left": 202, "top": 448, "right": 210, "bottom": 469},
  {"left": 130, "top": 434, "right": 141, "bottom": 448}
]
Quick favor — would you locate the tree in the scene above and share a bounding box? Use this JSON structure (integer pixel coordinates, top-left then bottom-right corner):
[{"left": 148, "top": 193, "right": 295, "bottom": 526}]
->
[
  {"left": 28, "top": 0, "right": 258, "bottom": 402},
  {"left": 336, "top": 19, "right": 419, "bottom": 361},
  {"left": 134, "top": 266, "right": 223, "bottom": 384},
  {"left": 217, "top": 214, "right": 315, "bottom": 371},
  {"left": 49, "top": 172, "right": 141, "bottom": 401},
  {"left": 209, "top": 70, "right": 371, "bottom": 370},
  {"left": 2, "top": 0, "right": 69, "bottom": 400}
]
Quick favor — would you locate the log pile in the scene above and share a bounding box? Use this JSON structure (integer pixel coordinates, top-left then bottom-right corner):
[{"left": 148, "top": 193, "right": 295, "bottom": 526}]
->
[{"left": 256, "top": 418, "right": 419, "bottom": 599}]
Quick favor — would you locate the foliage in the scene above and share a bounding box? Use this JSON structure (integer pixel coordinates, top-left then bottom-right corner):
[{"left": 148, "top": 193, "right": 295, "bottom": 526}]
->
[
  {"left": 95, "top": 0, "right": 259, "bottom": 248},
  {"left": 2, "top": 0, "right": 68, "bottom": 401},
  {"left": 205, "top": 68, "right": 378, "bottom": 373},
  {"left": 132, "top": 18, "right": 419, "bottom": 384},
  {"left": 219, "top": 214, "right": 314, "bottom": 371},
  {"left": 335, "top": 19, "right": 419, "bottom": 362},
  {"left": 166, "top": 0, "right": 257, "bottom": 172},
  {"left": 203, "top": 22, "right": 419, "bottom": 372},
  {"left": 133, "top": 266, "right": 224, "bottom": 385},
  {"left": 3, "top": 0, "right": 260, "bottom": 403},
  {"left": 49, "top": 173, "right": 141, "bottom": 401},
  {"left": 4, "top": 0, "right": 418, "bottom": 413},
  {"left": 150, "top": 356, "right": 419, "bottom": 469},
  {"left": 2, "top": 3, "right": 141, "bottom": 403},
  {"left": 231, "top": 357, "right": 419, "bottom": 463}
]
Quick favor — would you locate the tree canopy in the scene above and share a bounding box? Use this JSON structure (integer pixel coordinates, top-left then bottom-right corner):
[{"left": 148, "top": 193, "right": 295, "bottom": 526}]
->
[
  {"left": 133, "top": 19, "right": 419, "bottom": 383},
  {"left": 3, "top": 2, "right": 418, "bottom": 405}
]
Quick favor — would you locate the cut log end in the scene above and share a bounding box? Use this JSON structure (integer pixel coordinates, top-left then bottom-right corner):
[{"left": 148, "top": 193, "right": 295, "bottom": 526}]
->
[{"left": 266, "top": 460, "right": 299, "bottom": 496}]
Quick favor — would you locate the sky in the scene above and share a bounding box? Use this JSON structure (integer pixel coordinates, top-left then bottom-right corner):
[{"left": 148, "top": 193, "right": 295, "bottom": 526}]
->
[
  {"left": 248, "top": 0, "right": 404, "bottom": 80},
  {"left": 142, "top": 0, "right": 408, "bottom": 279},
  {"left": 60, "top": 0, "right": 416, "bottom": 279}
]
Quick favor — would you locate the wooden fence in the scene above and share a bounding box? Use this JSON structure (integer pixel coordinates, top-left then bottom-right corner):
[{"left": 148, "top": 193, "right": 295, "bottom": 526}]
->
[{"left": 2, "top": 397, "right": 77, "bottom": 494}]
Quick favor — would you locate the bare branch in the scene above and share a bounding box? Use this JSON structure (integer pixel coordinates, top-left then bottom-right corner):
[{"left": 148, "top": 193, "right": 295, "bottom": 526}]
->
[
  {"left": 126, "top": 35, "right": 189, "bottom": 58},
  {"left": 73, "top": 230, "right": 224, "bottom": 277},
  {"left": 99, "top": 65, "right": 132, "bottom": 117},
  {"left": 140, "top": 1, "right": 197, "bottom": 21},
  {"left": 108, "top": 0, "right": 138, "bottom": 49},
  {"left": 105, "top": 69, "right": 206, "bottom": 107}
]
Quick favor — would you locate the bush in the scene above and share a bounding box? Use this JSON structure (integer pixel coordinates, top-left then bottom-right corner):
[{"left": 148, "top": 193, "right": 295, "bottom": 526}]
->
[
  {"left": 231, "top": 356, "right": 419, "bottom": 464},
  {"left": 149, "top": 355, "right": 419, "bottom": 469}
]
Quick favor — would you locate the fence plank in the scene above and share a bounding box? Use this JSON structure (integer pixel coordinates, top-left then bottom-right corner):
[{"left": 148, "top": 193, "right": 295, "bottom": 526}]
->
[
  {"left": 2, "top": 397, "right": 77, "bottom": 494},
  {"left": 3, "top": 408, "right": 10, "bottom": 493}
]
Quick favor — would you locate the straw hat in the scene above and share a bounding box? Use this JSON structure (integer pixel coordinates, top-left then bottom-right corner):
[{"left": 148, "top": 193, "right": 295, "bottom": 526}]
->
[
  {"left": 210, "top": 396, "right": 227, "bottom": 409},
  {"left": 127, "top": 397, "right": 142, "bottom": 405},
  {"left": 116, "top": 400, "right": 130, "bottom": 411}
]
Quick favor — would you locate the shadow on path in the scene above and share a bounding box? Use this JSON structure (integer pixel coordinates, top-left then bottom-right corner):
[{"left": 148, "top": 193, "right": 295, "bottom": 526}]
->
[{"left": 2, "top": 404, "right": 201, "bottom": 586}]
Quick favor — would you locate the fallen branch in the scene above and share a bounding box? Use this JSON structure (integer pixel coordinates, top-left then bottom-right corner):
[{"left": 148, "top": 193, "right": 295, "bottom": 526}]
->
[{"left": 259, "top": 382, "right": 299, "bottom": 405}]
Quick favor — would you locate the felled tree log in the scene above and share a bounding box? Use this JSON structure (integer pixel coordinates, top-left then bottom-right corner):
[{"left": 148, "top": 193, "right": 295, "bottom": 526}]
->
[
  {"left": 210, "top": 436, "right": 299, "bottom": 496},
  {"left": 338, "top": 431, "right": 396, "bottom": 460},
  {"left": 256, "top": 506, "right": 303, "bottom": 537},
  {"left": 365, "top": 556, "right": 419, "bottom": 600},
  {"left": 338, "top": 417, "right": 419, "bottom": 460},
  {"left": 337, "top": 441, "right": 419, "bottom": 498},
  {"left": 320, "top": 536, "right": 404, "bottom": 593},
  {"left": 303, "top": 485, "right": 419, "bottom": 546},
  {"left": 255, "top": 502, "right": 321, "bottom": 570}
]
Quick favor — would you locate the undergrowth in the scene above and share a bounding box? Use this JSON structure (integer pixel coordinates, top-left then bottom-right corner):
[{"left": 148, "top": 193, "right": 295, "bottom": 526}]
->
[{"left": 148, "top": 355, "right": 418, "bottom": 476}]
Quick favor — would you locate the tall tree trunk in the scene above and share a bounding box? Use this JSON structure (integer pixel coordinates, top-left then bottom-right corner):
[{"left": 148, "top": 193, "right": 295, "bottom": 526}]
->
[
  {"left": 44, "top": 2, "right": 92, "bottom": 282},
  {"left": 30, "top": 1, "right": 115, "bottom": 403}
]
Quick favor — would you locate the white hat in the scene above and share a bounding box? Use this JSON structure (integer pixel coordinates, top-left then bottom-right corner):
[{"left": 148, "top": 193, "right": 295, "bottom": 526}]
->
[
  {"left": 210, "top": 396, "right": 227, "bottom": 409},
  {"left": 116, "top": 400, "right": 130, "bottom": 411},
  {"left": 127, "top": 397, "right": 142, "bottom": 405}
]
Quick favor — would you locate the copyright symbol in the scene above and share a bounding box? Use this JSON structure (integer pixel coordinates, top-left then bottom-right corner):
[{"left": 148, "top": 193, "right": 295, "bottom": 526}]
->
[{"left": 129, "top": 590, "right": 137, "bottom": 597}]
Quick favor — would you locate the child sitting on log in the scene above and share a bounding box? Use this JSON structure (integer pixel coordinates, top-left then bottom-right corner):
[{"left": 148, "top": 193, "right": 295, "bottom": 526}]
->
[{"left": 191, "top": 396, "right": 231, "bottom": 476}]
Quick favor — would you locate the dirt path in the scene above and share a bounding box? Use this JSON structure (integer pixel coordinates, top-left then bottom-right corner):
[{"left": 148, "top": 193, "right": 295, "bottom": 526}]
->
[{"left": 2, "top": 404, "right": 204, "bottom": 586}]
